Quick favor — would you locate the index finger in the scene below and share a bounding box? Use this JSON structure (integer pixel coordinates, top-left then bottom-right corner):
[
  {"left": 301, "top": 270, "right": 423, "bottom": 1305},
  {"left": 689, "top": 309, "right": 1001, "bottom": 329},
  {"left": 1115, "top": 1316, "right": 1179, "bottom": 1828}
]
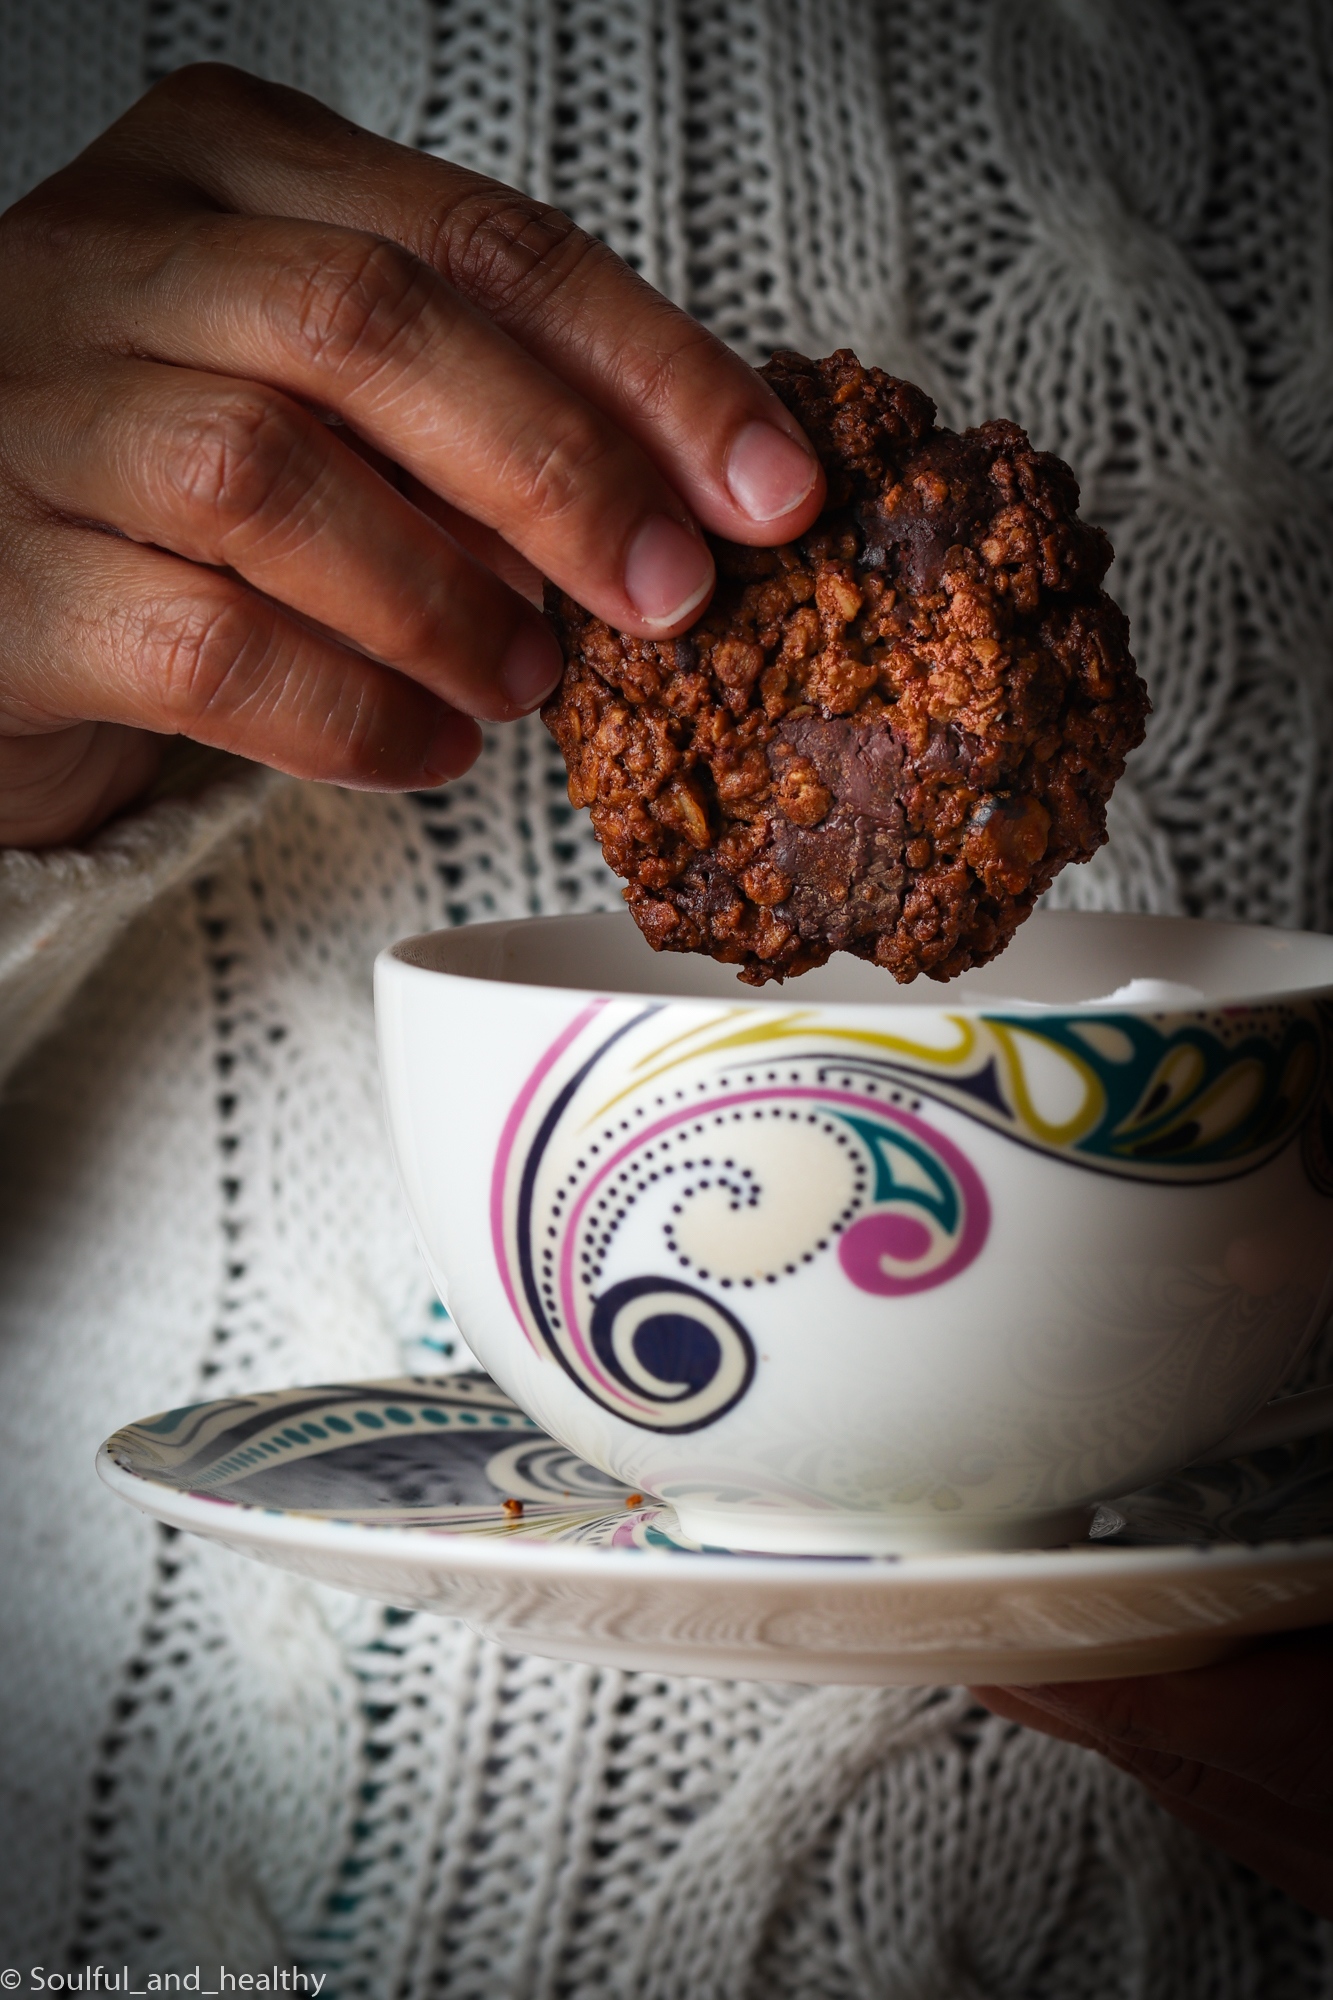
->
[{"left": 102, "top": 65, "right": 827, "bottom": 546}]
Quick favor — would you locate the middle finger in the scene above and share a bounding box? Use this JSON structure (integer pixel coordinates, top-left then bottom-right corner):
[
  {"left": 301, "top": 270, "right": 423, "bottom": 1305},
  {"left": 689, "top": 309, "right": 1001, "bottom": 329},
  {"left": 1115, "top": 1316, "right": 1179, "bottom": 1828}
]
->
[{"left": 89, "top": 210, "right": 720, "bottom": 636}]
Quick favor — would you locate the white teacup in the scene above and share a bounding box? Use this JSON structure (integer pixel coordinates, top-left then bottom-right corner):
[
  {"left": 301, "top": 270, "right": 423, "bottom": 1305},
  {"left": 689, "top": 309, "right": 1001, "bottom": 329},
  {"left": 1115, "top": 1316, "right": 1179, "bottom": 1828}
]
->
[{"left": 375, "top": 909, "right": 1333, "bottom": 1554}]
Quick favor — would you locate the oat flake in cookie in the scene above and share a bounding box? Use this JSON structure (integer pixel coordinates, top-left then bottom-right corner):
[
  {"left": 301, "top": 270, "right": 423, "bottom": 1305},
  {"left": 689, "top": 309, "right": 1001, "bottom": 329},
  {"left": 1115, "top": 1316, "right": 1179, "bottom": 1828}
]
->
[{"left": 543, "top": 350, "right": 1150, "bottom": 985}]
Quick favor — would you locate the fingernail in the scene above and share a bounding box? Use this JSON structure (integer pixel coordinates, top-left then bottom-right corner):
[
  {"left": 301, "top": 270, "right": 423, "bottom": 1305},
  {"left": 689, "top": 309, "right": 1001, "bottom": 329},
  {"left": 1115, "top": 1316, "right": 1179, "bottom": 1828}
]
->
[
  {"left": 624, "top": 515, "right": 714, "bottom": 628},
  {"left": 725, "top": 420, "right": 819, "bottom": 522},
  {"left": 500, "top": 620, "right": 564, "bottom": 711}
]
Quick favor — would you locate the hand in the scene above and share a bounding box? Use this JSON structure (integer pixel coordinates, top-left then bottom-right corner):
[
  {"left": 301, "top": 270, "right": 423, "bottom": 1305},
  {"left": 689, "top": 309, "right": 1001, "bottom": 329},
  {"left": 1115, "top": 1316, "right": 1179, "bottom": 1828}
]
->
[
  {"left": 0, "top": 64, "right": 824, "bottom": 846},
  {"left": 974, "top": 1627, "right": 1333, "bottom": 1918}
]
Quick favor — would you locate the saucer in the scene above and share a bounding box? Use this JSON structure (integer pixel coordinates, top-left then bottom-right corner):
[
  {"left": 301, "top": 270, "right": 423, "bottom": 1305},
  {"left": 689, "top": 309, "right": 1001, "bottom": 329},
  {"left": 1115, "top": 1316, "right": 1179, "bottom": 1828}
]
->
[{"left": 97, "top": 1371, "right": 1333, "bottom": 1685}]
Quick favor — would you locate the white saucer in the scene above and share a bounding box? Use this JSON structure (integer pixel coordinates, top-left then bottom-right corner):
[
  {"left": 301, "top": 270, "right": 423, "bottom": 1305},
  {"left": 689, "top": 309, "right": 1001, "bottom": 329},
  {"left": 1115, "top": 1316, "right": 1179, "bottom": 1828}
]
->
[{"left": 97, "top": 1372, "right": 1333, "bottom": 1685}]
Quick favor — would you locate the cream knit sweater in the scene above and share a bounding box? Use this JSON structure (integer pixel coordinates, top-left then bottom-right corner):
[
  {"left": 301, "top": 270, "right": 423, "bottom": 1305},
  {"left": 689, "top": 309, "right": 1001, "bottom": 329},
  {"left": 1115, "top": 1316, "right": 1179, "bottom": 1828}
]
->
[{"left": 1, "top": 2, "right": 1331, "bottom": 1993}]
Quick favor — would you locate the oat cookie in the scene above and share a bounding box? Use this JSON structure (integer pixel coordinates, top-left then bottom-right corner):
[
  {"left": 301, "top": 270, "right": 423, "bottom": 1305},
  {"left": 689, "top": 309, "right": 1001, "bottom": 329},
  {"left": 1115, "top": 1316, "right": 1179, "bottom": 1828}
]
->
[{"left": 543, "top": 349, "right": 1149, "bottom": 984}]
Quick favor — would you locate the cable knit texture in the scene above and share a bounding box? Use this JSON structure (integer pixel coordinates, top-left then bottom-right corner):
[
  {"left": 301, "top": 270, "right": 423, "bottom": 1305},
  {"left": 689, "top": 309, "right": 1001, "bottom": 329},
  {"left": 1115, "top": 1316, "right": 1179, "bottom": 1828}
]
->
[{"left": 0, "top": 3, "right": 1331, "bottom": 1993}]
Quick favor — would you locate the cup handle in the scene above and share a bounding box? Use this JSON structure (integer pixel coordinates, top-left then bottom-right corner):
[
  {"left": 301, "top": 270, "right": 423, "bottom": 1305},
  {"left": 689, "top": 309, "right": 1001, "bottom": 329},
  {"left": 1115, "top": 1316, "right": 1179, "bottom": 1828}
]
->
[{"left": 1191, "top": 1383, "right": 1333, "bottom": 1463}]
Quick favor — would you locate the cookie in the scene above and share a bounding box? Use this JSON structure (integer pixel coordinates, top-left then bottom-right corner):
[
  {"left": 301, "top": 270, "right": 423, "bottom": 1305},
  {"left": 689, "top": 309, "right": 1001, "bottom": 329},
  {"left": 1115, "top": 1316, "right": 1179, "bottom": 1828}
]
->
[{"left": 543, "top": 349, "right": 1149, "bottom": 984}]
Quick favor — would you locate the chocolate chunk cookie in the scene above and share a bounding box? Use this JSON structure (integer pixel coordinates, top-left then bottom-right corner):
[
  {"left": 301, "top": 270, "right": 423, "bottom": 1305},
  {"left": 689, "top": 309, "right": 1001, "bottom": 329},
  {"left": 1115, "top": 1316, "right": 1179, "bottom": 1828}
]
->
[{"left": 543, "top": 349, "right": 1149, "bottom": 985}]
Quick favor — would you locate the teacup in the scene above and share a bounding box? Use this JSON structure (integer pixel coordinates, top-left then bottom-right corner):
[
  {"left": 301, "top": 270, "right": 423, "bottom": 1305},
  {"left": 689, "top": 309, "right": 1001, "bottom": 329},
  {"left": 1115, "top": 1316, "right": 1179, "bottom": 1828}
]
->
[{"left": 375, "top": 909, "right": 1333, "bottom": 1554}]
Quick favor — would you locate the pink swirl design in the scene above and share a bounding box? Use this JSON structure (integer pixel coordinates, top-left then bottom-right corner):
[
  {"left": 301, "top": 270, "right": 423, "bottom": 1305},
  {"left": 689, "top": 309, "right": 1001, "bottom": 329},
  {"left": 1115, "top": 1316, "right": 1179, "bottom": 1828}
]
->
[
  {"left": 836, "top": 1115, "right": 990, "bottom": 1296},
  {"left": 489, "top": 998, "right": 609, "bottom": 1349}
]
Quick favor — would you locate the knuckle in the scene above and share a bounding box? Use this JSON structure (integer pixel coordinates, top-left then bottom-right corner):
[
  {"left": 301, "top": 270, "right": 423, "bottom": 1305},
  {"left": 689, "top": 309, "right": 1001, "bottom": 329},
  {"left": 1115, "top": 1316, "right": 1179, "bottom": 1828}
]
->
[
  {"left": 162, "top": 393, "right": 308, "bottom": 551},
  {"left": 132, "top": 591, "right": 269, "bottom": 728},
  {"left": 505, "top": 409, "right": 619, "bottom": 527},
  {"left": 140, "top": 62, "right": 275, "bottom": 121},
  {"left": 432, "top": 188, "right": 601, "bottom": 315},
  {"left": 392, "top": 588, "right": 453, "bottom": 665},
  {"left": 620, "top": 320, "right": 718, "bottom": 419},
  {"left": 139, "top": 64, "right": 350, "bottom": 158},
  {"left": 335, "top": 684, "right": 402, "bottom": 778},
  {"left": 0, "top": 178, "right": 88, "bottom": 269},
  {"left": 275, "top": 235, "right": 429, "bottom": 379}
]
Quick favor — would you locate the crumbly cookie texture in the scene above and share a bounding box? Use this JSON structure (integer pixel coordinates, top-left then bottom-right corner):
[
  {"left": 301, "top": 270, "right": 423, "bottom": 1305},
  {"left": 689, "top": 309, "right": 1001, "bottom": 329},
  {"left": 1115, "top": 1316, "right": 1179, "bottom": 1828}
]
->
[{"left": 542, "top": 349, "right": 1150, "bottom": 985}]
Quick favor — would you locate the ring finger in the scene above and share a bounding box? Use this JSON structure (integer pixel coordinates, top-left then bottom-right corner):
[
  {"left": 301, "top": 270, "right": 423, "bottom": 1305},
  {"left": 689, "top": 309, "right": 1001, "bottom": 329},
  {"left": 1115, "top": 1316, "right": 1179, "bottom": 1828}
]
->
[
  {"left": 4, "top": 357, "right": 564, "bottom": 720},
  {"left": 1, "top": 510, "right": 483, "bottom": 787}
]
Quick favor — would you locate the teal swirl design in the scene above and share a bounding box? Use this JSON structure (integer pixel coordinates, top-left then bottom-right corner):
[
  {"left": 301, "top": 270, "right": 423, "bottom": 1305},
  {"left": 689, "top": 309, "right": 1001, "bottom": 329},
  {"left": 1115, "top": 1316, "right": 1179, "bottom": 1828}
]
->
[
  {"left": 620, "top": 998, "right": 1329, "bottom": 1187},
  {"left": 985, "top": 1007, "right": 1325, "bottom": 1178}
]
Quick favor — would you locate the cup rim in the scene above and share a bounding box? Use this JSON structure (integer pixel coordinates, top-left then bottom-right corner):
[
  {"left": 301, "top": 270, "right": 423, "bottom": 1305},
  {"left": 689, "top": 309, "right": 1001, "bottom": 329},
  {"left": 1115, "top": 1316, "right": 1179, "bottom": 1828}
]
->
[{"left": 376, "top": 907, "right": 1333, "bottom": 1019}]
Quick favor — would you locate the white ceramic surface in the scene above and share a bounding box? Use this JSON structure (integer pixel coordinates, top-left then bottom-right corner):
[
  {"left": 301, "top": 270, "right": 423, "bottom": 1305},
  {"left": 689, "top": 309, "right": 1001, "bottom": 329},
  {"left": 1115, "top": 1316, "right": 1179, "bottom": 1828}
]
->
[
  {"left": 375, "top": 910, "right": 1333, "bottom": 1555},
  {"left": 96, "top": 1372, "right": 1333, "bottom": 1687}
]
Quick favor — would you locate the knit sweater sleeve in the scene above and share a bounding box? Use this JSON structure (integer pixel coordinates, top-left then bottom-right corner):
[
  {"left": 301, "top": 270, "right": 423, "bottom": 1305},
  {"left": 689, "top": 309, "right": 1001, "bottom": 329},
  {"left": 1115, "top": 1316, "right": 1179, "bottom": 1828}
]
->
[{"left": 0, "top": 747, "right": 281, "bottom": 1088}]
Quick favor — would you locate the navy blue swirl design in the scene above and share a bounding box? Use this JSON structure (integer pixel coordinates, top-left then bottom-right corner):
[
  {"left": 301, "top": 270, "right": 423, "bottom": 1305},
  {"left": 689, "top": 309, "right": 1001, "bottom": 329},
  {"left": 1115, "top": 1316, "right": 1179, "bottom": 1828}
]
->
[{"left": 588, "top": 1276, "right": 756, "bottom": 1431}]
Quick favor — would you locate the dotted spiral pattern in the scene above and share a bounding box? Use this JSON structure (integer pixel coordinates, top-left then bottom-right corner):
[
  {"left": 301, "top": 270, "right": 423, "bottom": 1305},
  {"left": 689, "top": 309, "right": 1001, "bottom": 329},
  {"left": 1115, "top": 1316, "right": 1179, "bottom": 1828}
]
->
[{"left": 493, "top": 1007, "right": 990, "bottom": 1431}]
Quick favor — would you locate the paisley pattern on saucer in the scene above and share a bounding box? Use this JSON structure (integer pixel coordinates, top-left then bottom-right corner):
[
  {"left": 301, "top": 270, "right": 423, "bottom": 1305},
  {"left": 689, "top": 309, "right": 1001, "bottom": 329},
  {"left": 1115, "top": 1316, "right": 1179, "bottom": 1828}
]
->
[
  {"left": 1098, "top": 1432, "right": 1333, "bottom": 1547},
  {"left": 106, "top": 1376, "right": 637, "bottom": 1540},
  {"left": 104, "top": 1372, "right": 1333, "bottom": 1555}
]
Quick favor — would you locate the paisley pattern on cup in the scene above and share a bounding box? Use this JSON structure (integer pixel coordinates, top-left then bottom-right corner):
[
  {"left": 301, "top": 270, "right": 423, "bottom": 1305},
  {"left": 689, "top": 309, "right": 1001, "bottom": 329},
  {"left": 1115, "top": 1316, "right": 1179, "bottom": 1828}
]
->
[
  {"left": 484, "top": 993, "right": 1330, "bottom": 1434},
  {"left": 538, "top": 997, "right": 1326, "bottom": 1186},
  {"left": 491, "top": 1000, "right": 992, "bottom": 1432}
]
